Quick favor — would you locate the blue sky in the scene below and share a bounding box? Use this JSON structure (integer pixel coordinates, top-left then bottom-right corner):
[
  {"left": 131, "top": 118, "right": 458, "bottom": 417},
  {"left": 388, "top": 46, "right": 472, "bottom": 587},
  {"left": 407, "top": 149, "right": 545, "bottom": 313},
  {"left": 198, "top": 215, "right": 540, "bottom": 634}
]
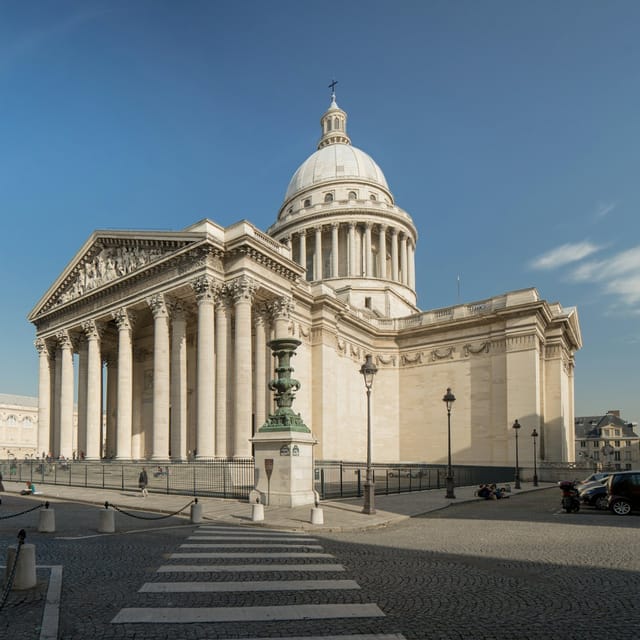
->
[{"left": 1, "top": 1, "right": 639, "bottom": 424}]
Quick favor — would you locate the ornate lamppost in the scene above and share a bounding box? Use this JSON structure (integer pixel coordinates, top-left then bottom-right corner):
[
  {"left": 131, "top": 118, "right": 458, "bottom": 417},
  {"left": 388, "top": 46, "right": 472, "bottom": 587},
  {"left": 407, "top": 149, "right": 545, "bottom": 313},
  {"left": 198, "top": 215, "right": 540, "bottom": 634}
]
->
[
  {"left": 531, "top": 428, "right": 539, "bottom": 487},
  {"left": 513, "top": 419, "right": 521, "bottom": 489},
  {"left": 443, "top": 388, "right": 456, "bottom": 499},
  {"left": 360, "top": 354, "right": 378, "bottom": 515}
]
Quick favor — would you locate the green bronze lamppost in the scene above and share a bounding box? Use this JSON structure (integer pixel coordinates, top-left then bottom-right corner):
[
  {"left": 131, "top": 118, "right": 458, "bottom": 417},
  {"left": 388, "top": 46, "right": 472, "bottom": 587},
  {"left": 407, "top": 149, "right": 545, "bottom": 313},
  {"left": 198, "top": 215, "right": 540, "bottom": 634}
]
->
[
  {"left": 360, "top": 354, "right": 378, "bottom": 515},
  {"left": 531, "top": 428, "right": 539, "bottom": 486},
  {"left": 513, "top": 419, "right": 521, "bottom": 489},
  {"left": 443, "top": 388, "right": 456, "bottom": 499}
]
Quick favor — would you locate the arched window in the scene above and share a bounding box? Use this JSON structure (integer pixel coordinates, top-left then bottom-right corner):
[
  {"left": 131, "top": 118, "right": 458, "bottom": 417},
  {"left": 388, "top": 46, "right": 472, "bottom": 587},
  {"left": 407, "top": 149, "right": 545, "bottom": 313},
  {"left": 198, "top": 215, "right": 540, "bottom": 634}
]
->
[
  {"left": 23, "top": 417, "right": 32, "bottom": 428},
  {"left": 370, "top": 194, "right": 377, "bottom": 201},
  {"left": 327, "top": 118, "right": 332, "bottom": 131},
  {"left": 303, "top": 198, "right": 311, "bottom": 208},
  {"left": 334, "top": 117, "right": 340, "bottom": 130},
  {"left": 324, "top": 193, "right": 334, "bottom": 203},
  {"left": 348, "top": 191, "right": 357, "bottom": 200},
  {"left": 7, "top": 415, "right": 17, "bottom": 427}
]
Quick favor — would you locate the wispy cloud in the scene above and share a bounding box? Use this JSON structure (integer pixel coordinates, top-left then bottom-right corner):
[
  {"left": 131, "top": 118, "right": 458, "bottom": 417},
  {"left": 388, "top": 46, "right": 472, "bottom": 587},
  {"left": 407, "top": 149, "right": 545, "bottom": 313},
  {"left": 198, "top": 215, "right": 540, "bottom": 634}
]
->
[
  {"left": 595, "top": 201, "right": 617, "bottom": 219},
  {"left": 529, "top": 241, "right": 601, "bottom": 270}
]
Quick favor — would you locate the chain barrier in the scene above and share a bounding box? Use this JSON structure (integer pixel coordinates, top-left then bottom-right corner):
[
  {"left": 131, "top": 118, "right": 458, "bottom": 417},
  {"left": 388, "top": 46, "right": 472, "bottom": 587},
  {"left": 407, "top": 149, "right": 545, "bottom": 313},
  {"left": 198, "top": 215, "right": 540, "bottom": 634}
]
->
[
  {"left": 0, "top": 501, "right": 49, "bottom": 521},
  {"left": 105, "top": 498, "right": 196, "bottom": 520},
  {"left": 0, "top": 529, "right": 26, "bottom": 612}
]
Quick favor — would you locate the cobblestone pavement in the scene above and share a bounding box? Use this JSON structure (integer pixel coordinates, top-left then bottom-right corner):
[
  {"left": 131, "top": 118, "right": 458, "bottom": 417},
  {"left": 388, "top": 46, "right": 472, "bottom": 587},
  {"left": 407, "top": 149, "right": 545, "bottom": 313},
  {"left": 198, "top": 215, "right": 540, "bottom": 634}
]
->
[{"left": 1, "top": 487, "right": 638, "bottom": 639}]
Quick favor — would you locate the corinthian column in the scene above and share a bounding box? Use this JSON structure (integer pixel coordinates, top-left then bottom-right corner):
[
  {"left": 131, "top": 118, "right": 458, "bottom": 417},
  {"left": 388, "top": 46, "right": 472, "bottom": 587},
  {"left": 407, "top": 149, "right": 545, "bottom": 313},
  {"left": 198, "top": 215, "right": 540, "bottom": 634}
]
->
[
  {"left": 364, "top": 222, "right": 373, "bottom": 276},
  {"left": 149, "top": 294, "right": 170, "bottom": 460},
  {"left": 314, "top": 226, "right": 323, "bottom": 281},
  {"left": 331, "top": 222, "right": 339, "bottom": 277},
  {"left": 347, "top": 222, "right": 356, "bottom": 276},
  {"left": 231, "top": 276, "right": 256, "bottom": 457},
  {"left": 35, "top": 338, "right": 52, "bottom": 459},
  {"left": 76, "top": 335, "right": 88, "bottom": 459},
  {"left": 298, "top": 231, "right": 307, "bottom": 279},
  {"left": 192, "top": 276, "right": 216, "bottom": 459},
  {"left": 378, "top": 224, "right": 387, "bottom": 279},
  {"left": 215, "top": 293, "right": 231, "bottom": 456},
  {"left": 57, "top": 331, "right": 74, "bottom": 459},
  {"left": 113, "top": 308, "right": 135, "bottom": 460},
  {"left": 83, "top": 321, "right": 103, "bottom": 460},
  {"left": 408, "top": 240, "right": 416, "bottom": 289},
  {"left": 400, "top": 233, "right": 408, "bottom": 285},
  {"left": 253, "top": 309, "right": 269, "bottom": 432},
  {"left": 170, "top": 301, "right": 188, "bottom": 461},
  {"left": 390, "top": 228, "right": 399, "bottom": 281}
]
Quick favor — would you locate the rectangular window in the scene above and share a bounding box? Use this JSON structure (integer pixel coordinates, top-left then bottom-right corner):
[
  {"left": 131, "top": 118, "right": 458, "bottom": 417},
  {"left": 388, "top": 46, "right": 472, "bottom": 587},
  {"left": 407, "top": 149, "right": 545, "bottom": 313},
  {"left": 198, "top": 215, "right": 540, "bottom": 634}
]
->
[
  {"left": 614, "top": 451, "right": 621, "bottom": 461},
  {"left": 593, "top": 441, "right": 599, "bottom": 448},
  {"left": 580, "top": 441, "right": 586, "bottom": 448}
]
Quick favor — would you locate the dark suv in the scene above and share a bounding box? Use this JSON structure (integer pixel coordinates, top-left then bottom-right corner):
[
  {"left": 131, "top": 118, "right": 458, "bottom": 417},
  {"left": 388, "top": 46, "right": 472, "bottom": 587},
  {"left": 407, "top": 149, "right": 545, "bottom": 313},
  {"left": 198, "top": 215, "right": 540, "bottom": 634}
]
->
[{"left": 606, "top": 471, "right": 640, "bottom": 515}]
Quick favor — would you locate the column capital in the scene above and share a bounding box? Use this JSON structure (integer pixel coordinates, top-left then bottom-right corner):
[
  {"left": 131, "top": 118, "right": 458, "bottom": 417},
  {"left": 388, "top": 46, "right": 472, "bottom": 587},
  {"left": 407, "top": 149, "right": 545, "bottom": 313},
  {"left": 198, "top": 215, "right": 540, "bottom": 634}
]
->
[
  {"left": 330, "top": 221, "right": 340, "bottom": 230},
  {"left": 229, "top": 275, "right": 257, "bottom": 304},
  {"left": 348, "top": 221, "right": 357, "bottom": 230},
  {"left": 56, "top": 330, "right": 73, "bottom": 350},
  {"left": 378, "top": 223, "right": 388, "bottom": 232},
  {"left": 147, "top": 292, "right": 170, "bottom": 318},
  {"left": 113, "top": 308, "right": 136, "bottom": 331},
  {"left": 191, "top": 275, "right": 218, "bottom": 303},
  {"left": 314, "top": 224, "right": 323, "bottom": 233},
  {"left": 364, "top": 221, "right": 373, "bottom": 230},
  {"left": 170, "top": 299, "right": 188, "bottom": 322},
  {"left": 268, "top": 296, "right": 295, "bottom": 322},
  {"left": 35, "top": 337, "right": 53, "bottom": 356},
  {"left": 390, "top": 226, "right": 398, "bottom": 236},
  {"left": 82, "top": 319, "right": 104, "bottom": 341}
]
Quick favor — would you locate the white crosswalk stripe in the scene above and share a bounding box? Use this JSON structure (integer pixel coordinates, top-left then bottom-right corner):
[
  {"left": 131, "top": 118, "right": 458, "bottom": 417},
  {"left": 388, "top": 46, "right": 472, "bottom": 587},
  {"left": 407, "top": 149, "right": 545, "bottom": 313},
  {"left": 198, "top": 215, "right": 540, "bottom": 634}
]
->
[{"left": 111, "top": 524, "right": 406, "bottom": 639}]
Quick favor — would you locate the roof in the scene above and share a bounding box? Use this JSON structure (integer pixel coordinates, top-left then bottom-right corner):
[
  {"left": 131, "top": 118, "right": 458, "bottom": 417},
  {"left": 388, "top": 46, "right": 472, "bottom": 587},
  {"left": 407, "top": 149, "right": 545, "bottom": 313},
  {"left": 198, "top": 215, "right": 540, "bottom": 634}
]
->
[{"left": 575, "top": 413, "right": 638, "bottom": 438}]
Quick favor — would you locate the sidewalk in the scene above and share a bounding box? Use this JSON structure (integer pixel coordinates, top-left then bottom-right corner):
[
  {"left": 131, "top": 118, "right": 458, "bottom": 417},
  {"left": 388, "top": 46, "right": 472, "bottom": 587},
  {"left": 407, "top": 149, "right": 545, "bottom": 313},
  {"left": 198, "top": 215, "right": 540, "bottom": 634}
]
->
[{"left": 1, "top": 479, "right": 552, "bottom": 532}]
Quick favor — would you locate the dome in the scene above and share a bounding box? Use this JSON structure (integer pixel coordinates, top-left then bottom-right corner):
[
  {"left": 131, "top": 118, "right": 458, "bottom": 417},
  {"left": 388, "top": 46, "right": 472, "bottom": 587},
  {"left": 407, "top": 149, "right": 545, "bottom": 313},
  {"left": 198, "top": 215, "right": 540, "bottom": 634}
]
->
[{"left": 284, "top": 144, "right": 389, "bottom": 202}]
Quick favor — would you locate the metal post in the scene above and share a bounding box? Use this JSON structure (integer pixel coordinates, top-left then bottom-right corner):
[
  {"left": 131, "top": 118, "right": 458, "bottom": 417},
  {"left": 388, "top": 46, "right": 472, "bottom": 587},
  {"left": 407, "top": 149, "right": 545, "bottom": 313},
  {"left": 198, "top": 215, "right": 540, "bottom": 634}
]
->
[
  {"left": 531, "top": 429, "right": 539, "bottom": 487},
  {"left": 363, "top": 385, "right": 375, "bottom": 514},
  {"left": 443, "top": 388, "right": 456, "bottom": 499},
  {"left": 513, "top": 419, "right": 521, "bottom": 489}
]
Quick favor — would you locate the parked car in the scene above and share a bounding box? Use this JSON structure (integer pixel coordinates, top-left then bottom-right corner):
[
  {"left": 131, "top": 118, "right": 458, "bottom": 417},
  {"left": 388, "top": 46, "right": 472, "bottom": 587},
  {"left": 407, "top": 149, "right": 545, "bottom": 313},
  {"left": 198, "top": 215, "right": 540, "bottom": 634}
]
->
[
  {"left": 579, "top": 483, "right": 609, "bottom": 509},
  {"left": 577, "top": 472, "right": 609, "bottom": 488},
  {"left": 577, "top": 474, "right": 611, "bottom": 494},
  {"left": 606, "top": 471, "right": 640, "bottom": 515}
]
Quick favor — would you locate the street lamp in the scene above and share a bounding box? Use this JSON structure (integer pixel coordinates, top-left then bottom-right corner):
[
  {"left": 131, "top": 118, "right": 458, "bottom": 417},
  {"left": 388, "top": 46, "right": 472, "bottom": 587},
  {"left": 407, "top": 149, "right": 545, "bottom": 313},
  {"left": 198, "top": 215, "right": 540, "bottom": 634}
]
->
[
  {"left": 512, "top": 419, "right": 521, "bottom": 489},
  {"left": 443, "top": 388, "right": 456, "bottom": 499},
  {"left": 531, "top": 428, "right": 539, "bottom": 487},
  {"left": 360, "top": 354, "right": 378, "bottom": 514}
]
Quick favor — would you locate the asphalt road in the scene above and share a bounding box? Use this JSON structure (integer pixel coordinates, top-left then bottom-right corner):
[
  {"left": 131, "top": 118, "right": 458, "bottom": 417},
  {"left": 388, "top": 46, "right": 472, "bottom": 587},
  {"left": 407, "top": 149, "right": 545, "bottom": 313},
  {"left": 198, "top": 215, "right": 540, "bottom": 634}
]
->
[{"left": 1, "top": 488, "right": 638, "bottom": 639}]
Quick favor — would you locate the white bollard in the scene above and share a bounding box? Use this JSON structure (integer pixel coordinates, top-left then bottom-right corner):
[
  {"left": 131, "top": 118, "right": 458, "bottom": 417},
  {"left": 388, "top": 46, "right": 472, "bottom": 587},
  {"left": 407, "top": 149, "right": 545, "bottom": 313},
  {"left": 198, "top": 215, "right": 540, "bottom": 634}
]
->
[
  {"left": 5, "top": 543, "right": 36, "bottom": 590},
  {"left": 190, "top": 501, "right": 203, "bottom": 524},
  {"left": 38, "top": 507, "right": 56, "bottom": 533},
  {"left": 310, "top": 507, "right": 324, "bottom": 525},
  {"left": 98, "top": 508, "right": 115, "bottom": 533},
  {"left": 251, "top": 503, "right": 264, "bottom": 522}
]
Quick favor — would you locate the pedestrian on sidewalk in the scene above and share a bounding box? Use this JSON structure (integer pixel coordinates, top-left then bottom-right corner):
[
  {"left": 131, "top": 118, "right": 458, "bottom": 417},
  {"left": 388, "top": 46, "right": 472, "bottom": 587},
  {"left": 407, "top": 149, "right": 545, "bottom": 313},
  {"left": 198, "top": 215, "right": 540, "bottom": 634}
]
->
[{"left": 138, "top": 467, "right": 149, "bottom": 497}]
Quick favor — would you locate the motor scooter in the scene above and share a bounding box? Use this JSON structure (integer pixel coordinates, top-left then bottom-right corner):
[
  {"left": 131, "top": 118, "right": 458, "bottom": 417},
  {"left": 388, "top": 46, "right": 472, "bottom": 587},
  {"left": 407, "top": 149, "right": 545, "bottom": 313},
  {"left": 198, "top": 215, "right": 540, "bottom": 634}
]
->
[{"left": 558, "top": 480, "right": 580, "bottom": 513}]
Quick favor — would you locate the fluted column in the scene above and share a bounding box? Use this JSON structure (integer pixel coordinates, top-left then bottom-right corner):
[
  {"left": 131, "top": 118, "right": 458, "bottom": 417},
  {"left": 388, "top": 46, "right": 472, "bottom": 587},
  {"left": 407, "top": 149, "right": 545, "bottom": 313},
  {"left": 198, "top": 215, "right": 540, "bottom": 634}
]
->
[
  {"left": 52, "top": 346, "right": 62, "bottom": 455},
  {"left": 83, "top": 321, "right": 103, "bottom": 460},
  {"left": 314, "top": 226, "right": 323, "bottom": 280},
  {"left": 348, "top": 222, "right": 356, "bottom": 277},
  {"left": 378, "top": 224, "right": 387, "bottom": 279},
  {"left": 231, "top": 276, "right": 256, "bottom": 457},
  {"left": 113, "top": 308, "right": 135, "bottom": 460},
  {"left": 149, "top": 294, "right": 170, "bottom": 460},
  {"left": 390, "top": 228, "right": 399, "bottom": 281},
  {"left": 57, "top": 331, "right": 74, "bottom": 459},
  {"left": 254, "top": 309, "right": 269, "bottom": 432},
  {"left": 170, "top": 301, "right": 188, "bottom": 461},
  {"left": 215, "top": 294, "right": 231, "bottom": 457},
  {"left": 331, "top": 222, "right": 339, "bottom": 277},
  {"left": 35, "top": 338, "right": 52, "bottom": 459},
  {"left": 298, "top": 231, "right": 307, "bottom": 278},
  {"left": 408, "top": 240, "right": 416, "bottom": 289},
  {"left": 76, "top": 335, "right": 88, "bottom": 458},
  {"left": 364, "top": 222, "right": 373, "bottom": 276},
  {"left": 192, "top": 276, "right": 216, "bottom": 459},
  {"left": 105, "top": 357, "right": 117, "bottom": 458},
  {"left": 400, "top": 233, "right": 409, "bottom": 285}
]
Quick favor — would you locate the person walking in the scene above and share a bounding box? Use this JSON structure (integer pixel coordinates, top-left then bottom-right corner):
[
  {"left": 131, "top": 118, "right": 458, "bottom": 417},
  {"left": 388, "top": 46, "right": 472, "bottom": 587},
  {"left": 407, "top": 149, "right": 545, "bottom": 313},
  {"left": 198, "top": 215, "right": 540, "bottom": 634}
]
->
[{"left": 138, "top": 467, "right": 149, "bottom": 497}]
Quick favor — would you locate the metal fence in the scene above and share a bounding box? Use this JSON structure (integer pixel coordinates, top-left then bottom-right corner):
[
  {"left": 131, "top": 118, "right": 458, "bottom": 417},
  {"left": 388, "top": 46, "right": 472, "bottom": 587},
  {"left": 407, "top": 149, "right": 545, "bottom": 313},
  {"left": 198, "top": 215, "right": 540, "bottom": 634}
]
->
[
  {"left": 315, "top": 461, "right": 515, "bottom": 499},
  {"left": 0, "top": 459, "right": 254, "bottom": 499},
  {"left": 1, "top": 458, "right": 519, "bottom": 500}
]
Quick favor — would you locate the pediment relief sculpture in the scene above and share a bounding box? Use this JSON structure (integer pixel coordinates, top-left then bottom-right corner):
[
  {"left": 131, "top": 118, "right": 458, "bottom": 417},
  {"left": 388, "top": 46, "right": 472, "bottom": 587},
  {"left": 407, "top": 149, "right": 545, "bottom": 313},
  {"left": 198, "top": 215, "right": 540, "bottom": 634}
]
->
[{"left": 55, "top": 245, "right": 178, "bottom": 307}]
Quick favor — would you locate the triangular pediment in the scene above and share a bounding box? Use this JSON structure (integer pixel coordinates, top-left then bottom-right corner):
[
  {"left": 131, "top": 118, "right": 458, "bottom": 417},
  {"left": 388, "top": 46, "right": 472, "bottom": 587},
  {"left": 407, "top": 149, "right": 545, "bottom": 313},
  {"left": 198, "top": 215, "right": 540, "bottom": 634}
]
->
[{"left": 29, "top": 230, "right": 202, "bottom": 320}]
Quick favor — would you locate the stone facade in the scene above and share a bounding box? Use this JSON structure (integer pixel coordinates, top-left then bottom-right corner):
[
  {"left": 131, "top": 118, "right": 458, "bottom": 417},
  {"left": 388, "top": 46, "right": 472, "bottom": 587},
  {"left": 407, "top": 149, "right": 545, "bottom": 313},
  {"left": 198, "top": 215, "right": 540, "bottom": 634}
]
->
[{"left": 28, "top": 95, "right": 582, "bottom": 467}]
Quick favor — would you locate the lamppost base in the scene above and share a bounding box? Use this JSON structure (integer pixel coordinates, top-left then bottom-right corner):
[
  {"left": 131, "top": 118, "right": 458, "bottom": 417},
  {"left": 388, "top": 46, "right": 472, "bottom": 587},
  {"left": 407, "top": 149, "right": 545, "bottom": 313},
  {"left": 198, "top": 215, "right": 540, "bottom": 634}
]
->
[
  {"left": 445, "top": 476, "right": 456, "bottom": 499},
  {"left": 362, "top": 481, "right": 376, "bottom": 515},
  {"left": 514, "top": 477, "right": 521, "bottom": 490},
  {"left": 532, "top": 474, "right": 539, "bottom": 487}
]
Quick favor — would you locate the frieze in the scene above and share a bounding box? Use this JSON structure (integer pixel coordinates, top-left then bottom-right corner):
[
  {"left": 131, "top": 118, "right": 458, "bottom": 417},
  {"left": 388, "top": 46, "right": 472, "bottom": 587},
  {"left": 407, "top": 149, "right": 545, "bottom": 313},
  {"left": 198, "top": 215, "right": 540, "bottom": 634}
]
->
[
  {"left": 431, "top": 347, "right": 454, "bottom": 361},
  {"left": 401, "top": 352, "right": 423, "bottom": 366},
  {"left": 336, "top": 337, "right": 347, "bottom": 353},
  {"left": 463, "top": 342, "right": 489, "bottom": 357},
  {"left": 376, "top": 354, "right": 397, "bottom": 367}
]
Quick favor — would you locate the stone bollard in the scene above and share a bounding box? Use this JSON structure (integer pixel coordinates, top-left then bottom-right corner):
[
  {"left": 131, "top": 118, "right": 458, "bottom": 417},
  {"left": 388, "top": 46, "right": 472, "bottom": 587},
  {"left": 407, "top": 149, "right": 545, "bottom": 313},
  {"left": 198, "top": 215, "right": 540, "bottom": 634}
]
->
[
  {"left": 310, "top": 507, "right": 324, "bottom": 525},
  {"left": 98, "top": 502, "right": 115, "bottom": 533},
  {"left": 190, "top": 499, "right": 203, "bottom": 524},
  {"left": 5, "top": 543, "right": 36, "bottom": 590},
  {"left": 251, "top": 503, "right": 264, "bottom": 522},
  {"left": 38, "top": 503, "right": 55, "bottom": 533}
]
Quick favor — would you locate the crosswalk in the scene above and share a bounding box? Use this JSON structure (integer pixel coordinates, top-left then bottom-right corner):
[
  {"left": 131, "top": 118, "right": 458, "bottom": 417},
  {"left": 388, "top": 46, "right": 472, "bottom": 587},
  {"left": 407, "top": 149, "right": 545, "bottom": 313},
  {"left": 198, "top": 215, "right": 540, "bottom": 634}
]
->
[{"left": 111, "top": 524, "right": 406, "bottom": 639}]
